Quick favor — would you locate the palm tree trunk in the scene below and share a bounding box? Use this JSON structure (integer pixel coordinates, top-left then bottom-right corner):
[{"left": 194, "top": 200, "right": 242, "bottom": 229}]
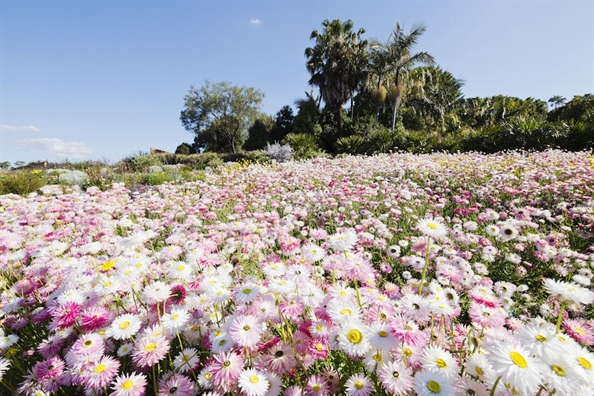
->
[{"left": 391, "top": 93, "right": 401, "bottom": 133}]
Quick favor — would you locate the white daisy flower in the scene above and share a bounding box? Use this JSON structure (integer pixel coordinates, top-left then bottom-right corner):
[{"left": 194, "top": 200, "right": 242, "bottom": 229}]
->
[
  {"left": 416, "top": 217, "right": 448, "bottom": 239},
  {"left": 108, "top": 313, "right": 142, "bottom": 340},
  {"left": 414, "top": 370, "right": 454, "bottom": 396},
  {"left": 238, "top": 368, "right": 269, "bottom": 396}
]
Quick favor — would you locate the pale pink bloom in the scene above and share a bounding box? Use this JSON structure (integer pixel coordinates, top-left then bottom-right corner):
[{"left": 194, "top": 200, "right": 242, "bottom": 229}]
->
[
  {"left": 132, "top": 333, "right": 170, "bottom": 368},
  {"left": 229, "top": 315, "right": 263, "bottom": 348},
  {"left": 378, "top": 359, "right": 414, "bottom": 394},
  {"left": 158, "top": 373, "right": 194, "bottom": 396},
  {"left": 564, "top": 318, "right": 594, "bottom": 345},
  {"left": 210, "top": 351, "right": 244, "bottom": 390}
]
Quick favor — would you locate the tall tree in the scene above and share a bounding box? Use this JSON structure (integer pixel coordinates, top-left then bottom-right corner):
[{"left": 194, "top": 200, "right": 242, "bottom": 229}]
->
[
  {"left": 269, "top": 105, "right": 295, "bottom": 143},
  {"left": 407, "top": 66, "right": 465, "bottom": 135},
  {"left": 293, "top": 91, "right": 322, "bottom": 135},
  {"left": 180, "top": 80, "right": 264, "bottom": 153},
  {"left": 371, "top": 23, "right": 435, "bottom": 132},
  {"left": 305, "top": 19, "right": 368, "bottom": 133}
]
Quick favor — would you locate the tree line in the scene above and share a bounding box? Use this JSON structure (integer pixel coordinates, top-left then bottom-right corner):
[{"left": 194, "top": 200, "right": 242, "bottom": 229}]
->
[{"left": 178, "top": 19, "right": 594, "bottom": 157}]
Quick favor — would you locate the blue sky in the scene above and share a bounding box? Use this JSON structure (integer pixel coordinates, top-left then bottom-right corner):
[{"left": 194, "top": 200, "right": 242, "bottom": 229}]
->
[{"left": 1, "top": 0, "right": 592, "bottom": 165}]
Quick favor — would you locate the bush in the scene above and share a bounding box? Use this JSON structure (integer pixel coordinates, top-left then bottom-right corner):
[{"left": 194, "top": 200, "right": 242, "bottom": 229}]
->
[
  {"left": 0, "top": 170, "right": 48, "bottom": 196},
  {"left": 283, "top": 133, "right": 320, "bottom": 160},
  {"left": 262, "top": 142, "right": 293, "bottom": 162}
]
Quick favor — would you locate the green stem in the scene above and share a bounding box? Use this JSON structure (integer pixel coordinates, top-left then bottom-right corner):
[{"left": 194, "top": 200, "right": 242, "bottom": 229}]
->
[
  {"left": 489, "top": 376, "right": 502, "bottom": 396},
  {"left": 555, "top": 302, "right": 566, "bottom": 334},
  {"left": 354, "top": 280, "right": 362, "bottom": 308},
  {"left": 418, "top": 237, "right": 431, "bottom": 294}
]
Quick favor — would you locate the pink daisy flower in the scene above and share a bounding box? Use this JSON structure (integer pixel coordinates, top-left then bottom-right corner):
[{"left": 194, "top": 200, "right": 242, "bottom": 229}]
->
[
  {"left": 305, "top": 374, "right": 329, "bottom": 396},
  {"left": 255, "top": 342, "right": 297, "bottom": 375},
  {"left": 564, "top": 318, "right": 594, "bottom": 344},
  {"left": 468, "top": 303, "right": 506, "bottom": 328},
  {"left": 50, "top": 300, "right": 81, "bottom": 329},
  {"left": 37, "top": 335, "right": 65, "bottom": 359},
  {"left": 79, "top": 355, "right": 120, "bottom": 389},
  {"left": 158, "top": 373, "right": 194, "bottom": 396},
  {"left": 210, "top": 351, "right": 244, "bottom": 390},
  {"left": 69, "top": 333, "right": 105, "bottom": 362},
  {"left": 80, "top": 306, "right": 112, "bottom": 332},
  {"left": 32, "top": 356, "right": 65, "bottom": 381},
  {"left": 111, "top": 372, "right": 147, "bottom": 396},
  {"left": 378, "top": 359, "right": 414, "bottom": 395},
  {"left": 229, "top": 315, "right": 263, "bottom": 348},
  {"left": 132, "top": 333, "right": 170, "bottom": 368}
]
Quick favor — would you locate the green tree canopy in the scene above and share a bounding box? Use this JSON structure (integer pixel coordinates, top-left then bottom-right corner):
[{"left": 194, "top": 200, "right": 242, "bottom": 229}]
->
[
  {"left": 305, "top": 19, "right": 368, "bottom": 133},
  {"left": 180, "top": 80, "right": 264, "bottom": 153}
]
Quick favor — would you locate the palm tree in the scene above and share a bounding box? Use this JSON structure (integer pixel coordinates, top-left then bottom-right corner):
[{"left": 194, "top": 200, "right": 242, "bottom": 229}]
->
[
  {"left": 370, "top": 23, "right": 435, "bottom": 132},
  {"left": 305, "top": 19, "right": 368, "bottom": 133},
  {"left": 407, "top": 66, "right": 465, "bottom": 135}
]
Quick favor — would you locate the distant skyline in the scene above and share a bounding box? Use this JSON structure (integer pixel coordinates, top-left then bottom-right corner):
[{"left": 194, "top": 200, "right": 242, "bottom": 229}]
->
[{"left": 1, "top": 0, "right": 593, "bottom": 164}]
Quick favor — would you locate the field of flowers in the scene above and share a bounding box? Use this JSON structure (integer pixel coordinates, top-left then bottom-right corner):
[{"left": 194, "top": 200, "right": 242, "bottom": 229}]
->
[{"left": 1, "top": 150, "right": 593, "bottom": 396}]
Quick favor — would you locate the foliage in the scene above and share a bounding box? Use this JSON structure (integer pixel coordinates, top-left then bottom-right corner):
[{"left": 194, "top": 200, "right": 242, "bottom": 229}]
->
[
  {"left": 175, "top": 142, "right": 194, "bottom": 155},
  {"left": 293, "top": 90, "right": 322, "bottom": 135},
  {"left": 305, "top": 19, "right": 368, "bottom": 132},
  {"left": 369, "top": 23, "right": 435, "bottom": 132},
  {"left": 243, "top": 116, "right": 274, "bottom": 151},
  {"left": 180, "top": 80, "right": 264, "bottom": 153},
  {"left": 269, "top": 105, "right": 295, "bottom": 143},
  {"left": 283, "top": 133, "right": 321, "bottom": 159},
  {"left": 0, "top": 170, "right": 48, "bottom": 196}
]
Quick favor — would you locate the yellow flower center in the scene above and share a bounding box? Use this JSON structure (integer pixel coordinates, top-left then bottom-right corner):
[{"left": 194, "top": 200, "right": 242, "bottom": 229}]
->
[
  {"left": 340, "top": 308, "right": 352, "bottom": 315},
  {"left": 574, "top": 327, "right": 585, "bottom": 335},
  {"left": 243, "top": 288, "right": 252, "bottom": 294},
  {"left": 145, "top": 343, "right": 157, "bottom": 352},
  {"left": 427, "top": 380, "right": 441, "bottom": 393},
  {"left": 535, "top": 334, "right": 547, "bottom": 342},
  {"left": 315, "top": 343, "right": 323, "bottom": 351},
  {"left": 355, "top": 381, "right": 364, "bottom": 390},
  {"left": 243, "top": 325, "right": 251, "bottom": 331},
  {"left": 313, "top": 384, "right": 321, "bottom": 391},
  {"left": 427, "top": 222, "right": 439, "bottom": 230},
  {"left": 436, "top": 358, "right": 447, "bottom": 368},
  {"left": 250, "top": 375, "right": 260, "bottom": 384},
  {"left": 171, "top": 314, "right": 179, "bottom": 320},
  {"left": 378, "top": 330, "right": 388, "bottom": 337},
  {"left": 182, "top": 354, "right": 191, "bottom": 362},
  {"left": 578, "top": 357, "right": 592, "bottom": 370},
  {"left": 404, "top": 348, "right": 412, "bottom": 357},
  {"left": 552, "top": 365, "right": 565, "bottom": 376},
  {"left": 122, "top": 380, "right": 134, "bottom": 390},
  {"left": 347, "top": 329, "right": 363, "bottom": 344},
  {"left": 94, "top": 364, "right": 107, "bottom": 373},
  {"left": 475, "top": 367, "right": 484, "bottom": 376},
  {"left": 510, "top": 351, "right": 527, "bottom": 368},
  {"left": 177, "top": 265, "right": 185, "bottom": 271},
  {"left": 119, "top": 321, "right": 130, "bottom": 329}
]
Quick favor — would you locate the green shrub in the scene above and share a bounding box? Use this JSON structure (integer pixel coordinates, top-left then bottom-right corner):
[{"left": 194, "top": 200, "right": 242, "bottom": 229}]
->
[
  {"left": 143, "top": 171, "right": 176, "bottom": 186},
  {"left": 283, "top": 133, "right": 320, "bottom": 159},
  {"left": 0, "top": 170, "right": 48, "bottom": 196}
]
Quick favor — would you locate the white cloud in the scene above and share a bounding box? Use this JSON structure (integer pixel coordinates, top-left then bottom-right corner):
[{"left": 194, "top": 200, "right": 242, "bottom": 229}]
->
[
  {"left": 21, "top": 125, "right": 42, "bottom": 132},
  {"left": 16, "top": 138, "right": 93, "bottom": 158},
  {"left": 250, "top": 18, "right": 261, "bottom": 26},
  {"left": 0, "top": 124, "right": 41, "bottom": 132},
  {"left": 0, "top": 124, "right": 18, "bottom": 132}
]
